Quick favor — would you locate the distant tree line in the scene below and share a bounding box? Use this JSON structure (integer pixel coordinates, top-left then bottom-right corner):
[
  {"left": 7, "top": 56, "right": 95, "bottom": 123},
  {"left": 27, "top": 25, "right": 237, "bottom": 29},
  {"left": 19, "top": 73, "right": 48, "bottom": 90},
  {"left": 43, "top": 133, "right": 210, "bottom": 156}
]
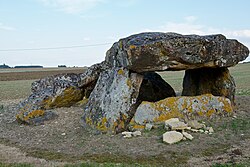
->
[{"left": 0, "top": 64, "right": 43, "bottom": 69}]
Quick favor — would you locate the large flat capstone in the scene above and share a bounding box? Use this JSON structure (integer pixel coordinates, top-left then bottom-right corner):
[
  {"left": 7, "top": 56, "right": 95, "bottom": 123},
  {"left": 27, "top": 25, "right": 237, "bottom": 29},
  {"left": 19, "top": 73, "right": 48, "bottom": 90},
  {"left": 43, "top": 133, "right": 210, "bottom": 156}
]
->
[{"left": 106, "top": 32, "right": 249, "bottom": 72}]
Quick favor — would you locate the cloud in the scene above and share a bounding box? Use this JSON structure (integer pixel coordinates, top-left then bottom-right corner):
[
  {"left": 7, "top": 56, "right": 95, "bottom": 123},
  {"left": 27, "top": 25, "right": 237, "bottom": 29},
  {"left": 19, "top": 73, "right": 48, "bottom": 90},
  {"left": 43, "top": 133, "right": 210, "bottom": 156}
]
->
[
  {"left": 140, "top": 16, "right": 250, "bottom": 61},
  {"left": 0, "top": 22, "right": 16, "bottom": 31},
  {"left": 184, "top": 16, "right": 197, "bottom": 23},
  {"left": 38, "top": 0, "right": 105, "bottom": 14}
]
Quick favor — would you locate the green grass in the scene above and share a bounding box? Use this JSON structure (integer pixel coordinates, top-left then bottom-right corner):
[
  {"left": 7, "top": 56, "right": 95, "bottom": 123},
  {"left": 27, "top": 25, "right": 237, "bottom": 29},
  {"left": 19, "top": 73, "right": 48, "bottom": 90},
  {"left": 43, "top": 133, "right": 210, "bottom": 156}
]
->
[
  {"left": 158, "top": 63, "right": 250, "bottom": 95},
  {"left": 0, "top": 80, "right": 34, "bottom": 101},
  {"left": 0, "top": 163, "right": 33, "bottom": 167},
  {"left": 212, "top": 162, "right": 250, "bottom": 167}
]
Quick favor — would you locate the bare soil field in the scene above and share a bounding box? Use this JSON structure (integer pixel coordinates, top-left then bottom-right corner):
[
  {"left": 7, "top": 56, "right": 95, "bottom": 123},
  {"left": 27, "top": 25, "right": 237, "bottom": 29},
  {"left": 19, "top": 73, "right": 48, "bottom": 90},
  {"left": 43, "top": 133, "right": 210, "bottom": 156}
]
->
[
  {"left": 0, "top": 67, "right": 86, "bottom": 81},
  {"left": 0, "top": 65, "right": 250, "bottom": 167}
]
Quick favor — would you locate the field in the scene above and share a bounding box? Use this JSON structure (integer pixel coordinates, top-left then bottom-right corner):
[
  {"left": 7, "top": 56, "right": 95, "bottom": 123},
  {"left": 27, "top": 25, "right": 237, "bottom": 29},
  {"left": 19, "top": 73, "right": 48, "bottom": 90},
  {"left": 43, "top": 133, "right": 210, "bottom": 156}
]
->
[{"left": 0, "top": 64, "right": 250, "bottom": 167}]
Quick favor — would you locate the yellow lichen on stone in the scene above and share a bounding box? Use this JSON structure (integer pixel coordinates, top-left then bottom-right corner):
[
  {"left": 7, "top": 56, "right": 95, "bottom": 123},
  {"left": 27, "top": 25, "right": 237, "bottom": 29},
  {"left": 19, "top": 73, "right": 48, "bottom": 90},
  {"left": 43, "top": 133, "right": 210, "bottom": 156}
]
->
[
  {"left": 119, "top": 41, "right": 123, "bottom": 49},
  {"left": 117, "top": 69, "right": 125, "bottom": 75},
  {"left": 126, "top": 79, "right": 132, "bottom": 88},
  {"left": 133, "top": 124, "right": 145, "bottom": 130},
  {"left": 85, "top": 117, "right": 92, "bottom": 125},
  {"left": 43, "top": 87, "right": 83, "bottom": 109},
  {"left": 97, "top": 117, "right": 108, "bottom": 131},
  {"left": 22, "top": 109, "right": 45, "bottom": 121},
  {"left": 129, "top": 45, "right": 136, "bottom": 49},
  {"left": 134, "top": 94, "right": 234, "bottom": 126},
  {"left": 75, "top": 97, "right": 88, "bottom": 106}
]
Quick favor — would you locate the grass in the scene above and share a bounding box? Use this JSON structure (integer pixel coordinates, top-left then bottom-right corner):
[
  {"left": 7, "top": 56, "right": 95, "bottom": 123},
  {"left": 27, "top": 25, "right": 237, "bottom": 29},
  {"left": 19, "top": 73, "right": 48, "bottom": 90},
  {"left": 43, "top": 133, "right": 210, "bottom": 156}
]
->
[
  {"left": 0, "top": 163, "right": 33, "bottom": 167},
  {"left": 0, "top": 80, "right": 34, "bottom": 101},
  {"left": 212, "top": 163, "right": 250, "bottom": 167},
  {"left": 158, "top": 63, "right": 250, "bottom": 95},
  {"left": 0, "top": 63, "right": 249, "bottom": 100},
  {"left": 0, "top": 162, "right": 150, "bottom": 167}
]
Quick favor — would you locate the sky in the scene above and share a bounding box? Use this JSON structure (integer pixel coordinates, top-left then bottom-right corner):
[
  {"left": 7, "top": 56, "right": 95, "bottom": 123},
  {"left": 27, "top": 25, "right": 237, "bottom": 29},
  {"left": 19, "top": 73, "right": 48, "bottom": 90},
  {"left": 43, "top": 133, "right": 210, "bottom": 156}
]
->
[{"left": 0, "top": 0, "right": 250, "bottom": 67}]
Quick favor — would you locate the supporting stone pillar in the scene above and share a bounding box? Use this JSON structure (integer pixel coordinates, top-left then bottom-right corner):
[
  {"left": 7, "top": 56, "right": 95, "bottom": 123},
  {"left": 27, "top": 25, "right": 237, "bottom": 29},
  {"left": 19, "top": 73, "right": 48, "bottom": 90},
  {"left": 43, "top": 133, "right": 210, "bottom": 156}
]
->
[
  {"left": 182, "top": 67, "right": 236, "bottom": 105},
  {"left": 81, "top": 68, "right": 143, "bottom": 133}
]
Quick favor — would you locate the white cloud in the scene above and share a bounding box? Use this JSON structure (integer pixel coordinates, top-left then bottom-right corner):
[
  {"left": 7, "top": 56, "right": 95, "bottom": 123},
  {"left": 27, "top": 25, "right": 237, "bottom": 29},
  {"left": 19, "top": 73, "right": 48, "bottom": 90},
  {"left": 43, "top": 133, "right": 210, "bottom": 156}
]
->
[
  {"left": 140, "top": 16, "right": 250, "bottom": 61},
  {"left": 226, "top": 29, "right": 250, "bottom": 38},
  {"left": 184, "top": 16, "right": 197, "bottom": 23},
  {"left": 0, "top": 22, "right": 16, "bottom": 31},
  {"left": 39, "top": 0, "right": 105, "bottom": 14}
]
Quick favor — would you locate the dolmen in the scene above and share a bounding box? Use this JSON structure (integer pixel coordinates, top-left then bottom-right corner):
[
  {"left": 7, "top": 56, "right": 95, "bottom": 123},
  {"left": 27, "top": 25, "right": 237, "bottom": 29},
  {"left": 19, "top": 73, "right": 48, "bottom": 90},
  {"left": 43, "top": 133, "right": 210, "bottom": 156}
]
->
[{"left": 16, "top": 32, "right": 249, "bottom": 133}]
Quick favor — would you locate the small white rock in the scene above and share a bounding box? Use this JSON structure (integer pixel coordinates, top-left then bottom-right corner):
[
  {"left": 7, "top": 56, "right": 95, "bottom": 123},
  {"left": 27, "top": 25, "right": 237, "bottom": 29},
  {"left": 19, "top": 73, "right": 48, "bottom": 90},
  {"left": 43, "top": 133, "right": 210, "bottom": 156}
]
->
[
  {"left": 204, "top": 131, "right": 209, "bottom": 134},
  {"left": 187, "top": 120, "right": 203, "bottom": 130},
  {"left": 61, "top": 133, "right": 66, "bottom": 136},
  {"left": 208, "top": 127, "right": 214, "bottom": 133},
  {"left": 165, "top": 118, "right": 180, "bottom": 130},
  {"left": 132, "top": 131, "right": 142, "bottom": 137},
  {"left": 199, "top": 129, "right": 204, "bottom": 133},
  {"left": 190, "top": 129, "right": 199, "bottom": 132},
  {"left": 122, "top": 131, "right": 132, "bottom": 135},
  {"left": 163, "top": 131, "right": 183, "bottom": 144},
  {"left": 145, "top": 123, "right": 153, "bottom": 131},
  {"left": 165, "top": 118, "right": 180, "bottom": 124},
  {"left": 122, "top": 131, "right": 133, "bottom": 138},
  {"left": 168, "top": 121, "right": 188, "bottom": 130},
  {"left": 182, "top": 131, "right": 194, "bottom": 140},
  {"left": 123, "top": 134, "right": 132, "bottom": 138}
]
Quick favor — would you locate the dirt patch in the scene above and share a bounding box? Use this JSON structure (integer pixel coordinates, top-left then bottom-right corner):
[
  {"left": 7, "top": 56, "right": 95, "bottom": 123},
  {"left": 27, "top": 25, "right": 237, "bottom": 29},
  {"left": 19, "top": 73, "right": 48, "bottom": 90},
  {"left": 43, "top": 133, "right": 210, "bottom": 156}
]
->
[{"left": 0, "top": 96, "right": 250, "bottom": 166}]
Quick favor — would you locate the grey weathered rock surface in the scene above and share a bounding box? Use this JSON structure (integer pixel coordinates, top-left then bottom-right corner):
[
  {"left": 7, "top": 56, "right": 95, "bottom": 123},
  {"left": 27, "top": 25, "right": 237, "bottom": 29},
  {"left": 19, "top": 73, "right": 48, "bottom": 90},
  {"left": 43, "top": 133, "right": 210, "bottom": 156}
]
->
[
  {"left": 163, "top": 131, "right": 183, "bottom": 144},
  {"left": 106, "top": 32, "right": 249, "bottom": 72},
  {"left": 134, "top": 94, "right": 233, "bottom": 125},
  {"left": 16, "top": 73, "right": 84, "bottom": 124},
  {"left": 182, "top": 67, "right": 236, "bottom": 104},
  {"left": 145, "top": 123, "right": 153, "bottom": 131},
  {"left": 78, "top": 61, "right": 109, "bottom": 97},
  {"left": 81, "top": 68, "right": 143, "bottom": 133}
]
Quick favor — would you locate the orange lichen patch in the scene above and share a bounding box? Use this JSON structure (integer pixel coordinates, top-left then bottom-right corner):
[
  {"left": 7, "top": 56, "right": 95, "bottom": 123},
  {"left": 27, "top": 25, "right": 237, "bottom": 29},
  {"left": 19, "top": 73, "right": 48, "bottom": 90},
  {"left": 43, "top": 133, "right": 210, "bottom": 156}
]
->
[
  {"left": 126, "top": 79, "right": 132, "bottom": 88},
  {"left": 16, "top": 109, "right": 45, "bottom": 122},
  {"left": 129, "top": 45, "right": 136, "bottom": 49},
  {"left": 117, "top": 69, "right": 125, "bottom": 75},
  {"left": 133, "top": 124, "right": 145, "bottom": 130},
  {"left": 155, "top": 111, "right": 184, "bottom": 123},
  {"left": 134, "top": 94, "right": 233, "bottom": 126},
  {"left": 197, "top": 111, "right": 204, "bottom": 116},
  {"left": 43, "top": 87, "right": 84, "bottom": 109},
  {"left": 85, "top": 117, "right": 92, "bottom": 125},
  {"left": 75, "top": 97, "right": 89, "bottom": 107},
  {"left": 96, "top": 117, "right": 108, "bottom": 131},
  {"left": 206, "top": 109, "right": 215, "bottom": 117}
]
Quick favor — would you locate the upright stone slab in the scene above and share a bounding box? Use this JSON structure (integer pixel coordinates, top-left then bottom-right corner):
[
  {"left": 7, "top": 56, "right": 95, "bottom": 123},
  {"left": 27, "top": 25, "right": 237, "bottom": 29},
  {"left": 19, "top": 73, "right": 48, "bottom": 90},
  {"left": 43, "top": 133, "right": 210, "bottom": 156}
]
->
[
  {"left": 81, "top": 68, "right": 143, "bottom": 133},
  {"left": 182, "top": 67, "right": 236, "bottom": 104}
]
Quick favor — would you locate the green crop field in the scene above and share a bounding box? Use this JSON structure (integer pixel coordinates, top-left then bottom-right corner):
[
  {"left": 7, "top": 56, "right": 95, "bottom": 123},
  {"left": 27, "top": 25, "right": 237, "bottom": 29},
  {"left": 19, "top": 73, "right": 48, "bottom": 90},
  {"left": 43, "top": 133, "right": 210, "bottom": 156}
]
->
[
  {"left": 159, "top": 62, "right": 250, "bottom": 95},
  {"left": 0, "top": 63, "right": 250, "bottom": 101}
]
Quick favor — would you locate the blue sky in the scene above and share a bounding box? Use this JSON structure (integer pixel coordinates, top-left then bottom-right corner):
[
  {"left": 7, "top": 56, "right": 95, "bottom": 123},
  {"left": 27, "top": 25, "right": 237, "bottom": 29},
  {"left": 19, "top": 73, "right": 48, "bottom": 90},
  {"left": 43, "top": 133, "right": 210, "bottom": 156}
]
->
[{"left": 0, "top": 0, "right": 250, "bottom": 67}]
